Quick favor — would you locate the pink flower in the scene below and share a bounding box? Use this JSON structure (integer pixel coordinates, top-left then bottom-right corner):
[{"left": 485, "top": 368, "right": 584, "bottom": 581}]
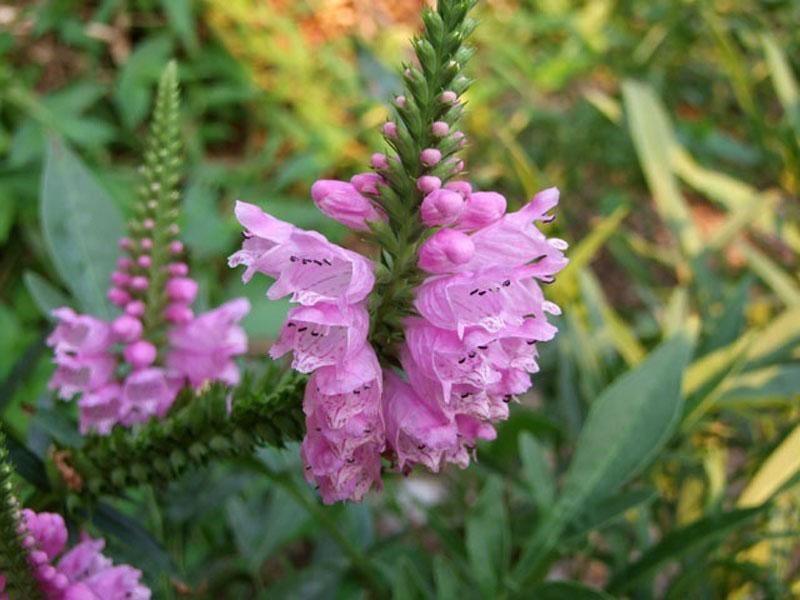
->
[
  {"left": 47, "top": 308, "right": 111, "bottom": 355},
  {"left": 167, "top": 298, "right": 250, "bottom": 388},
  {"left": 119, "top": 368, "right": 182, "bottom": 426},
  {"left": 166, "top": 277, "right": 198, "bottom": 303},
  {"left": 78, "top": 384, "right": 122, "bottom": 435},
  {"left": 381, "top": 371, "right": 459, "bottom": 473},
  {"left": 228, "top": 200, "right": 296, "bottom": 282},
  {"left": 414, "top": 267, "right": 542, "bottom": 337},
  {"left": 49, "top": 353, "right": 117, "bottom": 400},
  {"left": 420, "top": 188, "right": 466, "bottom": 226},
  {"left": 59, "top": 536, "right": 150, "bottom": 600},
  {"left": 22, "top": 510, "right": 67, "bottom": 562},
  {"left": 418, "top": 229, "right": 475, "bottom": 273},
  {"left": 300, "top": 346, "right": 384, "bottom": 503},
  {"left": 258, "top": 230, "right": 375, "bottom": 306},
  {"left": 270, "top": 303, "right": 369, "bottom": 373},
  {"left": 311, "top": 179, "right": 384, "bottom": 232}
]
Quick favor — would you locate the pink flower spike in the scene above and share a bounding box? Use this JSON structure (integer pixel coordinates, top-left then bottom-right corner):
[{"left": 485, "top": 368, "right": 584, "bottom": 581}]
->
[
  {"left": 416, "top": 175, "right": 442, "bottom": 194},
  {"left": 111, "top": 271, "right": 130, "bottom": 287},
  {"left": 432, "top": 121, "right": 450, "bottom": 137},
  {"left": 169, "top": 241, "right": 184, "bottom": 254},
  {"left": 111, "top": 315, "right": 143, "bottom": 343},
  {"left": 382, "top": 122, "right": 397, "bottom": 137},
  {"left": 108, "top": 288, "right": 131, "bottom": 307},
  {"left": 124, "top": 340, "right": 157, "bottom": 370},
  {"left": 118, "top": 238, "right": 133, "bottom": 250},
  {"left": 456, "top": 191, "right": 507, "bottom": 231},
  {"left": 164, "top": 303, "right": 194, "bottom": 324},
  {"left": 130, "top": 276, "right": 149, "bottom": 291},
  {"left": 137, "top": 255, "right": 152, "bottom": 269},
  {"left": 420, "top": 148, "right": 442, "bottom": 167},
  {"left": 125, "top": 300, "right": 146, "bottom": 317},
  {"left": 440, "top": 90, "right": 457, "bottom": 104},
  {"left": 311, "top": 180, "right": 384, "bottom": 232},
  {"left": 167, "top": 298, "right": 250, "bottom": 388},
  {"left": 350, "top": 172, "right": 384, "bottom": 195},
  {"left": 142, "top": 218, "right": 155, "bottom": 230},
  {"left": 370, "top": 153, "right": 389, "bottom": 170},
  {"left": 418, "top": 229, "right": 475, "bottom": 273},
  {"left": 140, "top": 238, "right": 153, "bottom": 251},
  {"left": 420, "top": 189, "right": 466, "bottom": 226},
  {"left": 168, "top": 262, "right": 189, "bottom": 277},
  {"left": 166, "top": 277, "right": 198, "bottom": 303}
]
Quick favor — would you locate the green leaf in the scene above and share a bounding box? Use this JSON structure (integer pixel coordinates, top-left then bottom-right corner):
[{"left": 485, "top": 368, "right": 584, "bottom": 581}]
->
[
  {"left": 23, "top": 271, "right": 72, "bottom": 319},
  {"left": 433, "top": 556, "right": 461, "bottom": 600},
  {"left": 510, "top": 335, "right": 694, "bottom": 588},
  {"left": 528, "top": 581, "right": 614, "bottom": 600},
  {"left": 566, "top": 486, "right": 657, "bottom": 541},
  {"left": 762, "top": 33, "right": 800, "bottom": 144},
  {"left": 607, "top": 506, "right": 765, "bottom": 593},
  {"left": 91, "top": 502, "right": 172, "bottom": 574},
  {"left": 40, "top": 139, "right": 125, "bottom": 318},
  {"left": 622, "top": 80, "right": 701, "bottom": 257},
  {"left": 518, "top": 432, "right": 554, "bottom": 513},
  {"left": 160, "top": 0, "right": 198, "bottom": 53},
  {"left": 465, "top": 476, "right": 510, "bottom": 597}
]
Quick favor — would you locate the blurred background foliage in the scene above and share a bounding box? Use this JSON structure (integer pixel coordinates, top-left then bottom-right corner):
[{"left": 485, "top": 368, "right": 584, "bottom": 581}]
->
[{"left": 1, "top": 0, "right": 799, "bottom": 597}]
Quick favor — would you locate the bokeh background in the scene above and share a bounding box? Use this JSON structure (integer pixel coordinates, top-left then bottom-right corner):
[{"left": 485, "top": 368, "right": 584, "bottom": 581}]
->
[{"left": 1, "top": 0, "right": 799, "bottom": 597}]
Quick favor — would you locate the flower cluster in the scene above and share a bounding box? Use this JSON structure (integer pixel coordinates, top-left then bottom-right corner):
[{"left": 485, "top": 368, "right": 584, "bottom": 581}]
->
[
  {"left": 47, "top": 234, "right": 250, "bottom": 435},
  {"left": 229, "top": 198, "right": 385, "bottom": 503},
  {"left": 0, "top": 509, "right": 149, "bottom": 600},
  {"left": 387, "top": 184, "right": 568, "bottom": 472}
]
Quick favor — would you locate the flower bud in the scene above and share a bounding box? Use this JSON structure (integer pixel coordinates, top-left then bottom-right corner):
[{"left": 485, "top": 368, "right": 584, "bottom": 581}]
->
[
  {"left": 112, "top": 315, "right": 143, "bottom": 343},
  {"left": 350, "top": 172, "right": 384, "bottom": 195},
  {"left": 140, "top": 238, "right": 153, "bottom": 250},
  {"left": 370, "top": 153, "right": 389, "bottom": 170},
  {"left": 130, "top": 276, "right": 149, "bottom": 291},
  {"left": 311, "top": 179, "right": 384, "bottom": 232},
  {"left": 125, "top": 300, "right": 146, "bottom": 317},
  {"left": 118, "top": 238, "right": 133, "bottom": 250},
  {"left": 445, "top": 180, "right": 472, "bottom": 198},
  {"left": 432, "top": 121, "right": 450, "bottom": 137},
  {"left": 420, "top": 189, "right": 466, "bottom": 226},
  {"left": 418, "top": 229, "right": 475, "bottom": 273},
  {"left": 395, "top": 95, "right": 407, "bottom": 108},
  {"left": 420, "top": 148, "right": 442, "bottom": 167},
  {"left": 124, "top": 340, "right": 157, "bottom": 369},
  {"left": 143, "top": 218, "right": 155, "bottom": 230},
  {"left": 111, "top": 271, "right": 130, "bottom": 287},
  {"left": 117, "top": 257, "right": 133, "bottom": 270},
  {"left": 440, "top": 90, "right": 458, "bottom": 104},
  {"left": 383, "top": 122, "right": 397, "bottom": 137},
  {"left": 107, "top": 288, "right": 131, "bottom": 307},
  {"left": 168, "top": 262, "right": 189, "bottom": 277},
  {"left": 169, "top": 241, "right": 184, "bottom": 254},
  {"left": 416, "top": 176, "right": 442, "bottom": 194},
  {"left": 456, "top": 191, "right": 507, "bottom": 230},
  {"left": 137, "top": 255, "right": 152, "bottom": 268},
  {"left": 165, "top": 303, "right": 194, "bottom": 324},
  {"left": 166, "top": 277, "right": 198, "bottom": 303}
]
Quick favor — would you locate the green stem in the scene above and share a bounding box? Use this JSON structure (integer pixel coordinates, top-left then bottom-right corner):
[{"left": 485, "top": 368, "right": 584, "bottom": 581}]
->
[
  {"left": 367, "top": 0, "right": 477, "bottom": 359},
  {"left": 59, "top": 368, "right": 306, "bottom": 497},
  {"left": 0, "top": 431, "right": 45, "bottom": 600}
]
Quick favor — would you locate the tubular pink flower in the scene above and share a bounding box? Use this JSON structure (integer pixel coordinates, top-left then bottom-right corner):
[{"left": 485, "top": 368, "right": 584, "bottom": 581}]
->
[
  {"left": 420, "top": 188, "right": 466, "bottom": 226},
  {"left": 270, "top": 303, "right": 369, "bottom": 373},
  {"left": 228, "top": 200, "right": 296, "bottom": 282},
  {"left": 119, "top": 368, "right": 182, "bottom": 426},
  {"left": 47, "top": 308, "right": 112, "bottom": 355},
  {"left": 78, "top": 384, "right": 122, "bottom": 435},
  {"left": 49, "top": 354, "right": 117, "bottom": 400},
  {"left": 418, "top": 229, "right": 475, "bottom": 273},
  {"left": 311, "top": 179, "right": 384, "bottom": 232},
  {"left": 166, "top": 298, "right": 250, "bottom": 388}
]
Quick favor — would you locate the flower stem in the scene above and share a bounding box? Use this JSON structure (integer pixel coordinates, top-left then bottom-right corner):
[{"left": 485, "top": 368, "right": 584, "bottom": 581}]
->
[
  {"left": 368, "top": 0, "right": 476, "bottom": 358},
  {"left": 0, "top": 430, "right": 44, "bottom": 600}
]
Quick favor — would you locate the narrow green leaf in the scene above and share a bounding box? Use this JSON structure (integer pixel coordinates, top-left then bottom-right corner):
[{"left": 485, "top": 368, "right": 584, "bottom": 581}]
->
[
  {"left": 518, "top": 432, "right": 554, "bottom": 512},
  {"left": 40, "top": 139, "right": 124, "bottom": 318},
  {"left": 622, "top": 80, "right": 701, "bottom": 257},
  {"left": 741, "top": 242, "right": 800, "bottom": 308},
  {"left": 433, "top": 556, "right": 461, "bottom": 600},
  {"left": 762, "top": 33, "right": 800, "bottom": 143},
  {"left": 607, "top": 506, "right": 765, "bottom": 593},
  {"left": 529, "top": 581, "right": 614, "bottom": 600},
  {"left": 465, "top": 477, "right": 510, "bottom": 597}
]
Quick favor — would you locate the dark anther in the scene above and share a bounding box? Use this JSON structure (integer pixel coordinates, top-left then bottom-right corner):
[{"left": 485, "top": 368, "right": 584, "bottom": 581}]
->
[
  {"left": 309, "top": 331, "right": 320, "bottom": 337},
  {"left": 477, "top": 345, "right": 488, "bottom": 350},
  {"left": 469, "top": 289, "right": 479, "bottom": 296},
  {"left": 315, "top": 427, "right": 322, "bottom": 432},
  {"left": 526, "top": 339, "right": 535, "bottom": 345},
  {"left": 346, "top": 458, "right": 355, "bottom": 464},
  {"left": 502, "top": 279, "right": 511, "bottom": 286},
  {"left": 313, "top": 259, "right": 323, "bottom": 266},
  {"left": 353, "top": 389, "right": 360, "bottom": 395},
  {"left": 417, "top": 444, "right": 426, "bottom": 450},
  {"left": 323, "top": 258, "right": 332, "bottom": 265},
  {"left": 460, "top": 392, "right": 471, "bottom": 398},
  {"left": 287, "top": 322, "right": 296, "bottom": 328},
  {"left": 468, "top": 351, "right": 476, "bottom": 358},
  {"left": 290, "top": 255, "right": 297, "bottom": 262},
  {"left": 478, "top": 290, "right": 487, "bottom": 296},
  {"left": 297, "top": 326, "right": 308, "bottom": 332},
  {"left": 458, "top": 357, "right": 466, "bottom": 364},
  {"left": 503, "top": 395, "right": 512, "bottom": 403},
  {"left": 530, "top": 254, "right": 547, "bottom": 264}
]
